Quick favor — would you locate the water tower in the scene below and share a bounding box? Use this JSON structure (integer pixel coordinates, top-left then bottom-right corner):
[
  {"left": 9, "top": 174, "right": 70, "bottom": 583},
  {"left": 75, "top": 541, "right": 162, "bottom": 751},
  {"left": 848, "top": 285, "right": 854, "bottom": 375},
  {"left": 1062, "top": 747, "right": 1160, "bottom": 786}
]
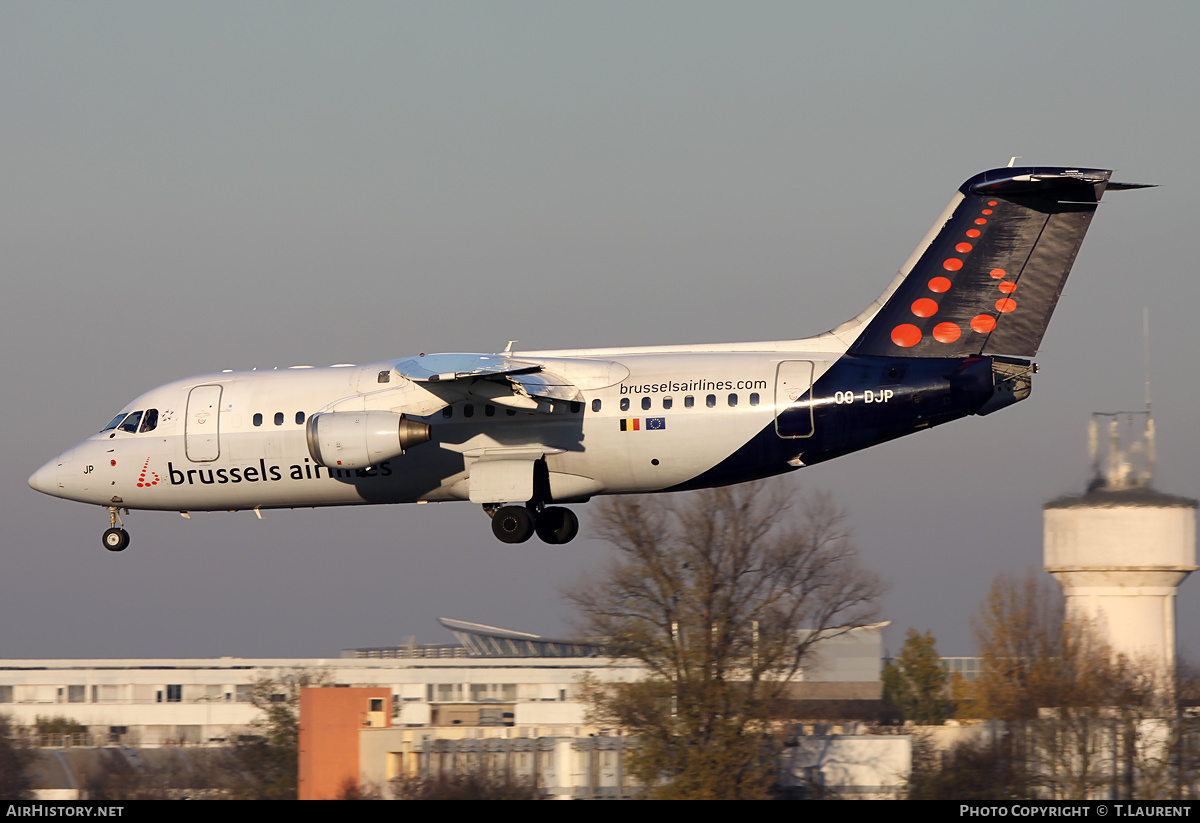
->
[{"left": 1043, "top": 411, "right": 1197, "bottom": 689}]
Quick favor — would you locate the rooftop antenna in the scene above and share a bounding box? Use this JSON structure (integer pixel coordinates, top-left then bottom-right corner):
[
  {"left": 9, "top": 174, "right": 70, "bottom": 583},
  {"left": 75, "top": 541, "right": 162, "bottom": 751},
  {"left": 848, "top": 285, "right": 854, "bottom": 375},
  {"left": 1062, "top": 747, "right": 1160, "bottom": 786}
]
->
[
  {"left": 1143, "top": 306, "right": 1153, "bottom": 414},
  {"left": 1087, "top": 309, "right": 1155, "bottom": 490},
  {"left": 1144, "top": 306, "right": 1156, "bottom": 479},
  {"left": 1007, "top": 156, "right": 1021, "bottom": 168}
]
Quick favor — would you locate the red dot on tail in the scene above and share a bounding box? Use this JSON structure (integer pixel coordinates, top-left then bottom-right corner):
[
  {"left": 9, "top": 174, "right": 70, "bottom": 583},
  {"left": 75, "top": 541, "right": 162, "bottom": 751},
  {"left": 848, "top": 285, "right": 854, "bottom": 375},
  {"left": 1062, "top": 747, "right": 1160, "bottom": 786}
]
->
[
  {"left": 891, "top": 324, "right": 922, "bottom": 347},
  {"left": 971, "top": 315, "right": 997, "bottom": 333},
  {"left": 932, "top": 322, "right": 961, "bottom": 343}
]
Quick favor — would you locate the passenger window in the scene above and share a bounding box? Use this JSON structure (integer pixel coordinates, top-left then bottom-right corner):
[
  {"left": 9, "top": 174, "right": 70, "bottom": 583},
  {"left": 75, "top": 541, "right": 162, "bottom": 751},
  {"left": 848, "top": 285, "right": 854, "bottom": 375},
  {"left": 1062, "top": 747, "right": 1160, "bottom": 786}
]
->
[
  {"left": 620, "top": 398, "right": 630, "bottom": 412},
  {"left": 253, "top": 413, "right": 263, "bottom": 427},
  {"left": 684, "top": 396, "right": 694, "bottom": 408},
  {"left": 506, "top": 408, "right": 516, "bottom": 416},
  {"left": 570, "top": 401, "right": 581, "bottom": 414},
  {"left": 377, "top": 371, "right": 390, "bottom": 384},
  {"left": 706, "top": 395, "right": 716, "bottom": 408},
  {"left": 296, "top": 412, "right": 305, "bottom": 425},
  {"left": 442, "top": 407, "right": 453, "bottom": 419},
  {"left": 463, "top": 404, "right": 475, "bottom": 418},
  {"left": 749, "top": 393, "right": 760, "bottom": 406},
  {"left": 641, "top": 397, "right": 651, "bottom": 411},
  {"left": 591, "top": 399, "right": 602, "bottom": 413},
  {"left": 274, "top": 412, "right": 284, "bottom": 426},
  {"left": 728, "top": 394, "right": 738, "bottom": 407},
  {"left": 139, "top": 409, "right": 158, "bottom": 433},
  {"left": 485, "top": 404, "right": 495, "bottom": 417},
  {"left": 102, "top": 414, "right": 127, "bottom": 432},
  {"left": 663, "top": 397, "right": 673, "bottom": 410}
]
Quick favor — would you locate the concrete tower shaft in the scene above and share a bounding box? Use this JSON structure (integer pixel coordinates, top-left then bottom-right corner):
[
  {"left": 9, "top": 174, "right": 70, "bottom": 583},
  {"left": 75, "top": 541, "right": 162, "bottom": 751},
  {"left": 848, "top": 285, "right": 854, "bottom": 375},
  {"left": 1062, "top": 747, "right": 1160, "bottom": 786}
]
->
[{"left": 1045, "top": 488, "right": 1197, "bottom": 681}]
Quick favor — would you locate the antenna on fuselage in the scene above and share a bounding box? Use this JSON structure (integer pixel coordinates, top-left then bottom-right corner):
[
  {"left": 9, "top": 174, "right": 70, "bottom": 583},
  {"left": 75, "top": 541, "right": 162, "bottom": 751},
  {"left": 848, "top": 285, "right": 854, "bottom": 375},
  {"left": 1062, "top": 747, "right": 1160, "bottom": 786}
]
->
[
  {"left": 1007, "top": 156, "right": 1021, "bottom": 168},
  {"left": 503, "top": 340, "right": 517, "bottom": 355}
]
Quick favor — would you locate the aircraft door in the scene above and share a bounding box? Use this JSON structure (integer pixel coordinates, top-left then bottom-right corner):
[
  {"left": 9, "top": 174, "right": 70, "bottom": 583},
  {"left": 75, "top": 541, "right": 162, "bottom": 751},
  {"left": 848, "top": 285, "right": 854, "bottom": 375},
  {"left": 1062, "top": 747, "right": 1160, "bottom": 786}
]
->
[
  {"left": 775, "top": 360, "right": 814, "bottom": 438},
  {"left": 185, "top": 385, "right": 223, "bottom": 462}
]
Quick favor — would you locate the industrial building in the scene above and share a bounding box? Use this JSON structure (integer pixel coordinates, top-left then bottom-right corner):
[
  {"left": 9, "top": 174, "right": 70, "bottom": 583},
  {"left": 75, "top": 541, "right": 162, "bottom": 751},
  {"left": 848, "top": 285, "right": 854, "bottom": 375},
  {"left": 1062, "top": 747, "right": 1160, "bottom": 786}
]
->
[{"left": 0, "top": 620, "right": 899, "bottom": 798}]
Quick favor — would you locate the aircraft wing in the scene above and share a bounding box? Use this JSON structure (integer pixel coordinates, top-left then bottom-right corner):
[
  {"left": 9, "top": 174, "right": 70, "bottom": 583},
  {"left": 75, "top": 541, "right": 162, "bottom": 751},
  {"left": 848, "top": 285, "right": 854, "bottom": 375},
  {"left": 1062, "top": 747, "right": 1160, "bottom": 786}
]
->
[
  {"left": 394, "top": 353, "right": 583, "bottom": 408},
  {"left": 394, "top": 353, "right": 541, "bottom": 383}
]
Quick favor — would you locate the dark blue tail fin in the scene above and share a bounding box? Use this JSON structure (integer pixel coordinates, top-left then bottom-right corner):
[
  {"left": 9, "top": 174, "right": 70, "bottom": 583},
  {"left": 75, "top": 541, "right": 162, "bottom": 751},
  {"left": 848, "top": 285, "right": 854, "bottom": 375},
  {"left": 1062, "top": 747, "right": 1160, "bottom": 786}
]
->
[{"left": 849, "top": 167, "right": 1137, "bottom": 359}]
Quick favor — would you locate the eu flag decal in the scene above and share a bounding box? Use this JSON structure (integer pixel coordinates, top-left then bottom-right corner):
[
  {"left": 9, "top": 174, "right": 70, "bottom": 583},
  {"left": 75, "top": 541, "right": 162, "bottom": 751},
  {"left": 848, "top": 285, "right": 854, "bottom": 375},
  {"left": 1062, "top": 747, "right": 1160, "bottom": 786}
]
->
[{"left": 646, "top": 417, "right": 666, "bottom": 430}]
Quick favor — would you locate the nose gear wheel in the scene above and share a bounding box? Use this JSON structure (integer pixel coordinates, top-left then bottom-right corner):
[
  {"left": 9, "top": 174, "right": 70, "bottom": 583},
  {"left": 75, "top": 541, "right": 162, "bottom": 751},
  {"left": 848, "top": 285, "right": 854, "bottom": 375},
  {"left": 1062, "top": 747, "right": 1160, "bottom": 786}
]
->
[
  {"left": 103, "top": 527, "right": 130, "bottom": 552},
  {"left": 103, "top": 507, "right": 130, "bottom": 551}
]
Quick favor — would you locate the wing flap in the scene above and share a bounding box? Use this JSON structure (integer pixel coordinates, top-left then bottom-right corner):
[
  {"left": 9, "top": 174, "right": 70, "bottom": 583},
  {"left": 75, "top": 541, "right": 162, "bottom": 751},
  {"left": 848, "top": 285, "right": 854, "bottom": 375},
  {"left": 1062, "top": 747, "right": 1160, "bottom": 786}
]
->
[
  {"left": 394, "top": 353, "right": 540, "bottom": 383},
  {"left": 394, "top": 353, "right": 584, "bottom": 408}
]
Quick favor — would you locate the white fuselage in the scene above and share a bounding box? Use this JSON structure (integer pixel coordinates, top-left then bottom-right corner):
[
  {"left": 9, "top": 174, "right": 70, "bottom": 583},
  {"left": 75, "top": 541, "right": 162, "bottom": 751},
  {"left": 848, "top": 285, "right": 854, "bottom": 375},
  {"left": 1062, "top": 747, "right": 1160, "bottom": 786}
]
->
[
  {"left": 32, "top": 341, "right": 846, "bottom": 514},
  {"left": 33, "top": 165, "right": 1127, "bottom": 547}
]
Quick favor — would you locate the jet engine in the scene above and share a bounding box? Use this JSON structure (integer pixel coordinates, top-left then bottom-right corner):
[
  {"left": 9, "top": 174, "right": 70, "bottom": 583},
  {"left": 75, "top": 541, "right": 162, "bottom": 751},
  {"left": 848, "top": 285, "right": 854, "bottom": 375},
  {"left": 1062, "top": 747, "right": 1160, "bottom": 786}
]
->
[{"left": 305, "top": 411, "right": 431, "bottom": 470}]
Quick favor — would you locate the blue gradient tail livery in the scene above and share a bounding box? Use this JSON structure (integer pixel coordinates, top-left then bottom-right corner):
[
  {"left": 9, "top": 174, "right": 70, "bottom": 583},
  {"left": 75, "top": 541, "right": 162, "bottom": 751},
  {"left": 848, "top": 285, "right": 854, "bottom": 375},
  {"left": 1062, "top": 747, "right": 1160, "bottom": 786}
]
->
[{"left": 850, "top": 167, "right": 1140, "bottom": 359}]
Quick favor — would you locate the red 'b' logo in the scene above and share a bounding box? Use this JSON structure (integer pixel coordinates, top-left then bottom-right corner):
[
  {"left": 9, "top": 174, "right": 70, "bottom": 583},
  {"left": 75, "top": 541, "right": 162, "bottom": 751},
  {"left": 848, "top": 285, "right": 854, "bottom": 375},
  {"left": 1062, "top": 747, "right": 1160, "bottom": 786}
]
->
[{"left": 137, "top": 458, "right": 160, "bottom": 488}]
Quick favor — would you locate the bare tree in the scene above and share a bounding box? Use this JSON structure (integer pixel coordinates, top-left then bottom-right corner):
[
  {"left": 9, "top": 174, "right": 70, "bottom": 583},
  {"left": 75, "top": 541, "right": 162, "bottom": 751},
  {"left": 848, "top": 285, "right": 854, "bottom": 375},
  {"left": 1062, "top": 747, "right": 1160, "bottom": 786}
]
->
[
  {"left": 0, "top": 714, "right": 34, "bottom": 800},
  {"left": 565, "top": 482, "right": 884, "bottom": 798},
  {"left": 392, "top": 771, "right": 544, "bottom": 800},
  {"left": 970, "top": 572, "right": 1150, "bottom": 718},
  {"left": 228, "top": 667, "right": 332, "bottom": 800},
  {"left": 961, "top": 571, "right": 1200, "bottom": 800},
  {"left": 84, "top": 748, "right": 234, "bottom": 800}
]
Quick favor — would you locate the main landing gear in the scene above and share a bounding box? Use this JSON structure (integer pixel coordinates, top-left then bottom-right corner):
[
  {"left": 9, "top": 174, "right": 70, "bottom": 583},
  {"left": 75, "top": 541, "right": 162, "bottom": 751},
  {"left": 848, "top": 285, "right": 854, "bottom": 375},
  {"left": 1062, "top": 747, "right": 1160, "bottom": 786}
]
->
[
  {"left": 487, "top": 504, "right": 579, "bottom": 545},
  {"left": 103, "top": 507, "right": 130, "bottom": 552}
]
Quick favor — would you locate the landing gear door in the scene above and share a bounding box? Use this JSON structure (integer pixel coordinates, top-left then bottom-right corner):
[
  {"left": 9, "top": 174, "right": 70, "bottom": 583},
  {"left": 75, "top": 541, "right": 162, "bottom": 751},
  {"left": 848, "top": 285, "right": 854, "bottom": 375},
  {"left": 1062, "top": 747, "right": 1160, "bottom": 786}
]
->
[
  {"left": 775, "top": 360, "right": 814, "bottom": 438},
  {"left": 185, "top": 385, "right": 222, "bottom": 462},
  {"left": 467, "top": 449, "right": 546, "bottom": 505}
]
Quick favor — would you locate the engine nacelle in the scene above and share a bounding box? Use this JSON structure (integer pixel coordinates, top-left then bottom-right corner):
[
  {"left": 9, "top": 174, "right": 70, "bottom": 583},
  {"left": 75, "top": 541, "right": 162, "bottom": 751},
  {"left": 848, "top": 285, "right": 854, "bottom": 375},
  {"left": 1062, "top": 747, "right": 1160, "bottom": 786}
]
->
[{"left": 305, "top": 411, "right": 431, "bottom": 470}]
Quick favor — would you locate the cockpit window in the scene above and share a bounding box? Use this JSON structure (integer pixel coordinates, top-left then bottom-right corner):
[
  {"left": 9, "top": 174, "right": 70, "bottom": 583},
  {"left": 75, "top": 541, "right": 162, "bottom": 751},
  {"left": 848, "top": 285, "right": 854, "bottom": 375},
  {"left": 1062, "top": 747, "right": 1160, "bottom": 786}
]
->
[
  {"left": 139, "top": 409, "right": 159, "bottom": 433},
  {"left": 102, "top": 414, "right": 128, "bottom": 432},
  {"left": 119, "top": 411, "right": 144, "bottom": 433}
]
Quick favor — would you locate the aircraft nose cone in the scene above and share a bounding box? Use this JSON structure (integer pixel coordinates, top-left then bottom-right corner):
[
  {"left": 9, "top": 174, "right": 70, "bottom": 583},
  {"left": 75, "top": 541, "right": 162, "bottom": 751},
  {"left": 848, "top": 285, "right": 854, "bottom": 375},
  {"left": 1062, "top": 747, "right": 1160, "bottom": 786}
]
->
[
  {"left": 28, "top": 455, "right": 63, "bottom": 495},
  {"left": 28, "top": 464, "right": 49, "bottom": 493}
]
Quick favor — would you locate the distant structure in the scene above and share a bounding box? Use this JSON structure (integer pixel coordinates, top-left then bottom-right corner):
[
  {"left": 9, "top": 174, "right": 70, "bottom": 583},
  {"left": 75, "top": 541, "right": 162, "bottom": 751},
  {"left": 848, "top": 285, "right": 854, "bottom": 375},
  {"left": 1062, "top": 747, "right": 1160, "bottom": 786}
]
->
[
  {"left": 345, "top": 618, "right": 604, "bottom": 659},
  {"left": 1044, "top": 411, "right": 1197, "bottom": 692}
]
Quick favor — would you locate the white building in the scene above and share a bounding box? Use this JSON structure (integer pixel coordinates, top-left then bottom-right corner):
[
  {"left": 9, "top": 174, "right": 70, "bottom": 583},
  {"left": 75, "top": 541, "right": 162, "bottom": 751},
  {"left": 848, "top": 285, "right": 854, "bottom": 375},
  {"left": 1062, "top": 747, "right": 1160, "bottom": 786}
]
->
[{"left": 0, "top": 620, "right": 885, "bottom": 748}]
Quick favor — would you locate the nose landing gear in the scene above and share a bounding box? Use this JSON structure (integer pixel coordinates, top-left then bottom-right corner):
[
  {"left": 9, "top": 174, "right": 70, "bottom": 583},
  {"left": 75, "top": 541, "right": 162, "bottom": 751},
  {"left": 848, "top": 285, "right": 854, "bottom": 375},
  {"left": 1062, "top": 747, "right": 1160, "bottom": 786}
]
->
[
  {"left": 485, "top": 503, "right": 579, "bottom": 545},
  {"left": 103, "top": 507, "right": 130, "bottom": 552}
]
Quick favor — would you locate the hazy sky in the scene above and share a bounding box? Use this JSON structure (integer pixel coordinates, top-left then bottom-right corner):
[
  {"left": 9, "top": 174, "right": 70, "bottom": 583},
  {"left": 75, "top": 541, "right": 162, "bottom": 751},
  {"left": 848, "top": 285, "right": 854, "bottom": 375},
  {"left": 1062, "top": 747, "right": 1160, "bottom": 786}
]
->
[{"left": 3, "top": 1, "right": 1197, "bottom": 660}]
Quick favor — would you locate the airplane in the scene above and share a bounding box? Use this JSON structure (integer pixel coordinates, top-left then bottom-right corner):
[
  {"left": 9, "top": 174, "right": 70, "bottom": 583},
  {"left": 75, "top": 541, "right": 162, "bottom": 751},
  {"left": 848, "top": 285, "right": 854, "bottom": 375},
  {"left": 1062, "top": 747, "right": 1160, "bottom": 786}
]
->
[{"left": 29, "top": 166, "right": 1149, "bottom": 551}]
